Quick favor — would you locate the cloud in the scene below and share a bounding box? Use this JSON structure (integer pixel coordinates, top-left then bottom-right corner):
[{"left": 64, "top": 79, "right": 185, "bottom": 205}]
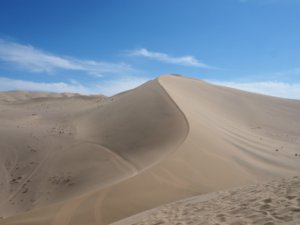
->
[
  {"left": 1, "top": 75, "right": 300, "bottom": 99},
  {"left": 0, "top": 76, "right": 149, "bottom": 96},
  {"left": 0, "top": 76, "right": 93, "bottom": 94},
  {"left": 127, "top": 48, "right": 213, "bottom": 68},
  {"left": 239, "top": 0, "right": 300, "bottom": 4},
  {"left": 272, "top": 68, "right": 300, "bottom": 79},
  {"left": 0, "top": 39, "right": 134, "bottom": 76},
  {"left": 95, "top": 76, "right": 149, "bottom": 96},
  {"left": 210, "top": 80, "right": 300, "bottom": 99}
]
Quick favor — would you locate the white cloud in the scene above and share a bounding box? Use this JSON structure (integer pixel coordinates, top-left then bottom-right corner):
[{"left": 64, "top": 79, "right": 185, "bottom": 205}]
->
[
  {"left": 95, "top": 76, "right": 149, "bottom": 96},
  {"left": 127, "top": 48, "right": 212, "bottom": 68},
  {"left": 210, "top": 80, "right": 300, "bottom": 99},
  {"left": 0, "top": 76, "right": 150, "bottom": 96},
  {"left": 0, "top": 39, "right": 134, "bottom": 76},
  {"left": 272, "top": 68, "right": 300, "bottom": 78},
  {"left": 0, "top": 76, "right": 93, "bottom": 94},
  {"left": 239, "top": 0, "right": 300, "bottom": 4},
  {"left": 1, "top": 75, "right": 300, "bottom": 99}
]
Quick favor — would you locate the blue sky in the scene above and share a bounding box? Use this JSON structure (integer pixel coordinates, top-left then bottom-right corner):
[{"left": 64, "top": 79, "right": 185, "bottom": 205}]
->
[{"left": 0, "top": 0, "right": 300, "bottom": 98}]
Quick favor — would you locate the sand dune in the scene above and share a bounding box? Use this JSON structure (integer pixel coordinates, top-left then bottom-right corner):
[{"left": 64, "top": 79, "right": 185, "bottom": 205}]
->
[{"left": 0, "top": 75, "right": 299, "bottom": 225}]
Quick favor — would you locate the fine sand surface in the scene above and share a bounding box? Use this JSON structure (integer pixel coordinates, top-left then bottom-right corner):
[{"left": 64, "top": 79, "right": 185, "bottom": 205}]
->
[
  {"left": 112, "top": 176, "right": 300, "bottom": 225},
  {"left": 0, "top": 75, "right": 300, "bottom": 225}
]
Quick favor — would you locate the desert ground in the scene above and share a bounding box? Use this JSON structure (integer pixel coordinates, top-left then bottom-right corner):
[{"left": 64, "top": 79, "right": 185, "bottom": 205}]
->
[
  {"left": 0, "top": 74, "right": 299, "bottom": 225},
  {"left": 112, "top": 176, "right": 300, "bottom": 225}
]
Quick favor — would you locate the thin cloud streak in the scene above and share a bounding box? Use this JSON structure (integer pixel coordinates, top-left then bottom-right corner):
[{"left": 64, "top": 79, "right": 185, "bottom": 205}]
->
[
  {"left": 0, "top": 76, "right": 93, "bottom": 94},
  {"left": 210, "top": 80, "right": 300, "bottom": 99},
  {"left": 239, "top": 0, "right": 300, "bottom": 4},
  {"left": 272, "top": 68, "right": 300, "bottom": 79},
  {"left": 0, "top": 39, "right": 134, "bottom": 76},
  {"left": 127, "top": 48, "right": 213, "bottom": 68},
  {"left": 0, "top": 76, "right": 149, "bottom": 96},
  {"left": 95, "top": 76, "right": 149, "bottom": 96}
]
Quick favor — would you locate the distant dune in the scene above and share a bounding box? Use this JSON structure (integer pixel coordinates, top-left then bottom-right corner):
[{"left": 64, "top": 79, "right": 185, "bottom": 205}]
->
[{"left": 0, "top": 75, "right": 299, "bottom": 225}]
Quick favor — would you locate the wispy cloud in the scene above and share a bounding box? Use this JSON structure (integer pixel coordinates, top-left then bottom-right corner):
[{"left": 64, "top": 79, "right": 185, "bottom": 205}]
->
[
  {"left": 95, "top": 76, "right": 149, "bottom": 96},
  {"left": 226, "top": 68, "right": 300, "bottom": 83},
  {"left": 239, "top": 0, "right": 300, "bottom": 4},
  {"left": 0, "top": 76, "right": 149, "bottom": 96},
  {"left": 0, "top": 76, "right": 93, "bottom": 94},
  {"left": 210, "top": 80, "right": 300, "bottom": 99},
  {"left": 272, "top": 68, "right": 300, "bottom": 79},
  {"left": 0, "top": 39, "right": 134, "bottom": 76},
  {"left": 127, "top": 48, "right": 213, "bottom": 68}
]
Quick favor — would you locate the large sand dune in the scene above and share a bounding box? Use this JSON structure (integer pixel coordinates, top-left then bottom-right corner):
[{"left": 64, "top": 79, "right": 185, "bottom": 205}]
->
[{"left": 0, "top": 75, "right": 299, "bottom": 225}]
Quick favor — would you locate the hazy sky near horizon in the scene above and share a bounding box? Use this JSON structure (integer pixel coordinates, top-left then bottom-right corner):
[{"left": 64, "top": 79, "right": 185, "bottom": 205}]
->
[{"left": 0, "top": 0, "right": 300, "bottom": 98}]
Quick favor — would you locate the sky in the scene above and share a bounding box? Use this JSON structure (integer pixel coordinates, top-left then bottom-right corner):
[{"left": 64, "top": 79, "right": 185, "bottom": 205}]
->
[{"left": 0, "top": 0, "right": 300, "bottom": 98}]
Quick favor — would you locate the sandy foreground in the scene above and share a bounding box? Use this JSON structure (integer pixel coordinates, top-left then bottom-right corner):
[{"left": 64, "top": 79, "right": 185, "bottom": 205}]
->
[
  {"left": 0, "top": 75, "right": 299, "bottom": 225},
  {"left": 112, "top": 176, "right": 300, "bottom": 225}
]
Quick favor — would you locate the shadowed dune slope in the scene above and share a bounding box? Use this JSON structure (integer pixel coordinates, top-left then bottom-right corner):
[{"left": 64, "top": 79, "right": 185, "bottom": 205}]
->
[
  {"left": 75, "top": 79, "right": 189, "bottom": 170},
  {"left": 1, "top": 75, "right": 300, "bottom": 225}
]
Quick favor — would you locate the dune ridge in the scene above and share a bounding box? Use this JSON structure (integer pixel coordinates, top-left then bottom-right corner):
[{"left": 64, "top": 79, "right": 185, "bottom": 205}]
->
[{"left": 0, "top": 74, "right": 300, "bottom": 225}]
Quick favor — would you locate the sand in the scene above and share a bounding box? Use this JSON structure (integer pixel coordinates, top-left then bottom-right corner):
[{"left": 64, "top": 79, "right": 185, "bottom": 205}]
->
[
  {"left": 0, "top": 75, "right": 299, "bottom": 225},
  {"left": 112, "top": 176, "right": 300, "bottom": 225}
]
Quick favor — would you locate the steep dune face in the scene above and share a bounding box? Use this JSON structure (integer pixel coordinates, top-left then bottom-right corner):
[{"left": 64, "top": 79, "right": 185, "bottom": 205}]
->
[
  {"left": 75, "top": 80, "right": 188, "bottom": 170},
  {"left": 1, "top": 75, "right": 300, "bottom": 225},
  {"left": 0, "top": 80, "right": 188, "bottom": 221}
]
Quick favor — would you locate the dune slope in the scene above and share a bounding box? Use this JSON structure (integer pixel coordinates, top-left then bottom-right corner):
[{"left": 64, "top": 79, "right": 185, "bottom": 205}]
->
[
  {"left": 158, "top": 75, "right": 300, "bottom": 187},
  {"left": 1, "top": 75, "right": 300, "bottom": 225},
  {"left": 0, "top": 79, "right": 188, "bottom": 221},
  {"left": 88, "top": 75, "right": 300, "bottom": 224}
]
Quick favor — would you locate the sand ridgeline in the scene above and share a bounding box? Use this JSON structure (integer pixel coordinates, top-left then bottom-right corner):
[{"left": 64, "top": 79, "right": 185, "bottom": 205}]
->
[{"left": 0, "top": 75, "right": 300, "bottom": 225}]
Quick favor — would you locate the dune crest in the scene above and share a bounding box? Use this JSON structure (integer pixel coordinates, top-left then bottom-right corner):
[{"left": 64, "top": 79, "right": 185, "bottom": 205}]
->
[{"left": 0, "top": 75, "right": 299, "bottom": 225}]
